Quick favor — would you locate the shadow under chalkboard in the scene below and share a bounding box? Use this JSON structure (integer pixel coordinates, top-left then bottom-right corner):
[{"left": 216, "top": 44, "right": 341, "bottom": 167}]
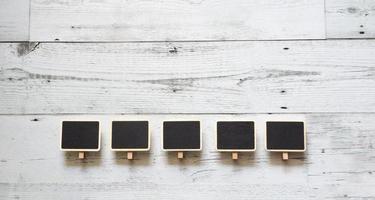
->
[
  {"left": 267, "top": 152, "right": 307, "bottom": 166},
  {"left": 166, "top": 151, "right": 202, "bottom": 166},
  {"left": 217, "top": 152, "right": 256, "bottom": 166},
  {"left": 114, "top": 151, "right": 152, "bottom": 166},
  {"left": 63, "top": 151, "right": 102, "bottom": 167}
]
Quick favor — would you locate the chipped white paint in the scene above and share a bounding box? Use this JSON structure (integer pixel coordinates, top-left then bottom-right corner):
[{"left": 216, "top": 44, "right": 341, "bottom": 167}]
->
[
  {"left": 0, "top": 40, "right": 375, "bottom": 114},
  {"left": 326, "top": 0, "right": 375, "bottom": 38},
  {"left": 0, "top": 0, "right": 29, "bottom": 41},
  {"left": 0, "top": 114, "right": 374, "bottom": 199},
  {"left": 29, "top": 0, "right": 326, "bottom": 41}
]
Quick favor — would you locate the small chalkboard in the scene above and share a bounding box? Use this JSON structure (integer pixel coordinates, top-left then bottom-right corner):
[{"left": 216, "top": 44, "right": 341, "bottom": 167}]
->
[
  {"left": 216, "top": 121, "right": 255, "bottom": 151},
  {"left": 162, "top": 121, "right": 201, "bottom": 152},
  {"left": 111, "top": 121, "right": 150, "bottom": 151},
  {"left": 61, "top": 121, "right": 100, "bottom": 158},
  {"left": 266, "top": 121, "right": 306, "bottom": 160}
]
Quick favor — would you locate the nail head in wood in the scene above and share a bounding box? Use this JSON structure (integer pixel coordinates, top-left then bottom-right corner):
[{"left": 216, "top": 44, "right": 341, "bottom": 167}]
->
[
  {"left": 177, "top": 152, "right": 184, "bottom": 159},
  {"left": 282, "top": 152, "right": 288, "bottom": 160},
  {"left": 78, "top": 152, "right": 85, "bottom": 159},
  {"left": 232, "top": 152, "right": 238, "bottom": 160}
]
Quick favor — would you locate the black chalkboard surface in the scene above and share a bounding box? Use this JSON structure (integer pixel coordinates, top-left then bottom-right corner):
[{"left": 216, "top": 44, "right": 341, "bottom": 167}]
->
[
  {"left": 217, "top": 121, "right": 255, "bottom": 151},
  {"left": 61, "top": 121, "right": 100, "bottom": 150},
  {"left": 111, "top": 121, "right": 149, "bottom": 150},
  {"left": 163, "top": 121, "right": 201, "bottom": 150},
  {"left": 266, "top": 121, "right": 305, "bottom": 151}
]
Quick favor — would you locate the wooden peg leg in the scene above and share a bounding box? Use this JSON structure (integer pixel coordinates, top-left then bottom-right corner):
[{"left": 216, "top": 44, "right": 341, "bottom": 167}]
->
[
  {"left": 232, "top": 152, "right": 238, "bottom": 160},
  {"left": 127, "top": 152, "right": 133, "bottom": 160},
  {"left": 177, "top": 152, "right": 184, "bottom": 159},
  {"left": 282, "top": 152, "right": 288, "bottom": 160},
  {"left": 78, "top": 152, "right": 85, "bottom": 159}
]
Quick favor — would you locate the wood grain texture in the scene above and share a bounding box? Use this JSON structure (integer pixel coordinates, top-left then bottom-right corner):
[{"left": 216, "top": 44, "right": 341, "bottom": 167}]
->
[
  {"left": 1, "top": 40, "right": 375, "bottom": 114},
  {"left": 1, "top": 1, "right": 375, "bottom": 200},
  {"left": 0, "top": 0, "right": 30, "bottom": 41},
  {"left": 326, "top": 0, "right": 375, "bottom": 39},
  {"left": 0, "top": 114, "right": 374, "bottom": 199},
  {"left": 29, "top": 0, "right": 325, "bottom": 41}
]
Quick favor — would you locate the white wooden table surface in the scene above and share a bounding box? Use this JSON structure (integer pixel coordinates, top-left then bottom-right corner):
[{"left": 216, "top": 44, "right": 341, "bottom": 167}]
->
[{"left": 0, "top": 0, "right": 374, "bottom": 199}]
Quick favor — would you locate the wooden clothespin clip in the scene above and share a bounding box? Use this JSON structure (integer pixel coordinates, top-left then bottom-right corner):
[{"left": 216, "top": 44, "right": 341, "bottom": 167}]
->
[
  {"left": 232, "top": 152, "right": 238, "bottom": 160},
  {"left": 177, "top": 152, "right": 184, "bottom": 159},
  {"left": 127, "top": 152, "right": 134, "bottom": 160},
  {"left": 282, "top": 152, "right": 288, "bottom": 161},
  {"left": 78, "top": 152, "right": 85, "bottom": 159}
]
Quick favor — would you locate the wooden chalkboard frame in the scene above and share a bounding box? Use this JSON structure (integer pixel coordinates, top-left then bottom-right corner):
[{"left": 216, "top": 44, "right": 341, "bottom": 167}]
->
[
  {"left": 60, "top": 120, "right": 101, "bottom": 152},
  {"left": 215, "top": 121, "right": 256, "bottom": 152},
  {"left": 264, "top": 121, "right": 306, "bottom": 152},
  {"left": 161, "top": 120, "right": 202, "bottom": 152},
  {"left": 110, "top": 120, "right": 151, "bottom": 152}
]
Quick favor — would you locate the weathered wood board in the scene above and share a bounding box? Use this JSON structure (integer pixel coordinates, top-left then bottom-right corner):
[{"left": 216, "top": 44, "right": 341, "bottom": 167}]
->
[
  {"left": 29, "top": 0, "right": 326, "bottom": 41},
  {"left": 0, "top": 0, "right": 29, "bottom": 41},
  {"left": 1, "top": 40, "right": 374, "bottom": 114},
  {"left": 326, "top": 0, "right": 375, "bottom": 39},
  {"left": 4, "top": 0, "right": 375, "bottom": 42},
  {"left": 0, "top": 114, "right": 374, "bottom": 199},
  {"left": 1, "top": 1, "right": 375, "bottom": 199}
]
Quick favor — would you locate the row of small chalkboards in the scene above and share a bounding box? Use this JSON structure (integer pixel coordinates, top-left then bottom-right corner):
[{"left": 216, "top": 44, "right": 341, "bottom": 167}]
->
[{"left": 61, "top": 121, "right": 306, "bottom": 160}]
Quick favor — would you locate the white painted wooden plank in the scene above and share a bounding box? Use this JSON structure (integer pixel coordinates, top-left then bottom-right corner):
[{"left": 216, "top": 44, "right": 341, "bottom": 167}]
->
[
  {"left": 326, "top": 0, "right": 375, "bottom": 38},
  {"left": 1, "top": 40, "right": 375, "bottom": 114},
  {"left": 0, "top": 113, "right": 374, "bottom": 199},
  {"left": 0, "top": 0, "right": 30, "bottom": 41},
  {"left": 29, "top": 0, "right": 325, "bottom": 41}
]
